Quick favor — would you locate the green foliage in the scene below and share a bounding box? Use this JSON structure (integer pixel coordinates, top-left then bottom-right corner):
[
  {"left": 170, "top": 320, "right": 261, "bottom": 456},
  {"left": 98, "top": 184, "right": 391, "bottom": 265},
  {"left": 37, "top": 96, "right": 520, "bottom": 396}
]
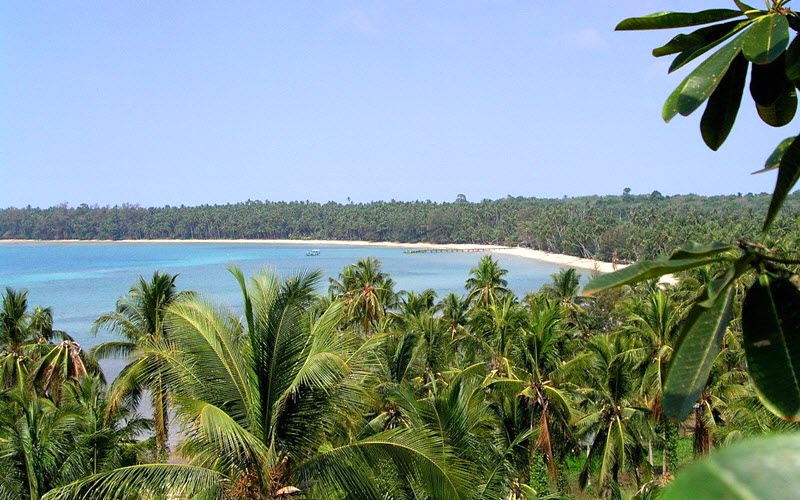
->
[
  {"left": 601, "top": 1, "right": 800, "bottom": 496},
  {"left": 663, "top": 286, "right": 734, "bottom": 420},
  {"left": 741, "top": 274, "right": 800, "bottom": 420},
  {"left": 662, "top": 433, "right": 800, "bottom": 499},
  {"left": 594, "top": 0, "right": 800, "bottom": 425}
]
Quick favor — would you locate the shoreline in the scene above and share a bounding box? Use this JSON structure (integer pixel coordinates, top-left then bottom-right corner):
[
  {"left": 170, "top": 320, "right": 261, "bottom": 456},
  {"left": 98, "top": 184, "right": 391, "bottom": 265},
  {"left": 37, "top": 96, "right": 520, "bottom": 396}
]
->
[{"left": 0, "top": 238, "right": 621, "bottom": 273}]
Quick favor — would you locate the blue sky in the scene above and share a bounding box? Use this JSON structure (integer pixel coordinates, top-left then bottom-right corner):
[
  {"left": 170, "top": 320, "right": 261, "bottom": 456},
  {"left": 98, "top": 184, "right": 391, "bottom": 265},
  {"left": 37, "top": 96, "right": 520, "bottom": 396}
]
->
[{"left": 1, "top": 1, "right": 788, "bottom": 208}]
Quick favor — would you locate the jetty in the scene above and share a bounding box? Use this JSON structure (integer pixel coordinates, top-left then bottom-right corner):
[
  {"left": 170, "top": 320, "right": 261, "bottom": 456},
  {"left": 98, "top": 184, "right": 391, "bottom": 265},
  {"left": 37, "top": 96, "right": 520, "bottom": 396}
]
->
[{"left": 403, "top": 248, "right": 494, "bottom": 254}]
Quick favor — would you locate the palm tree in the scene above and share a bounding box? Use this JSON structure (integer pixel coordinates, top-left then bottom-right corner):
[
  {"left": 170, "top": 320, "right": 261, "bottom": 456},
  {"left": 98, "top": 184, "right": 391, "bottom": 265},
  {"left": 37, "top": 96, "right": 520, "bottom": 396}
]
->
[
  {"left": 621, "top": 289, "right": 680, "bottom": 474},
  {"left": 471, "top": 295, "right": 527, "bottom": 367},
  {"left": 393, "top": 289, "right": 437, "bottom": 324},
  {"left": 61, "top": 375, "right": 154, "bottom": 475},
  {"left": 440, "top": 293, "right": 470, "bottom": 339},
  {"left": 0, "top": 375, "right": 151, "bottom": 500},
  {"left": 541, "top": 268, "right": 581, "bottom": 303},
  {"left": 92, "top": 271, "right": 186, "bottom": 460},
  {"left": 330, "top": 257, "right": 397, "bottom": 336},
  {"left": 48, "top": 268, "right": 470, "bottom": 499},
  {"left": 487, "top": 299, "right": 576, "bottom": 491},
  {"left": 0, "top": 388, "right": 84, "bottom": 500},
  {"left": 573, "top": 334, "right": 650, "bottom": 494},
  {"left": 1, "top": 288, "right": 63, "bottom": 390},
  {"left": 465, "top": 256, "right": 510, "bottom": 307},
  {"left": 32, "top": 338, "right": 102, "bottom": 404},
  {"left": 376, "top": 374, "right": 525, "bottom": 499}
]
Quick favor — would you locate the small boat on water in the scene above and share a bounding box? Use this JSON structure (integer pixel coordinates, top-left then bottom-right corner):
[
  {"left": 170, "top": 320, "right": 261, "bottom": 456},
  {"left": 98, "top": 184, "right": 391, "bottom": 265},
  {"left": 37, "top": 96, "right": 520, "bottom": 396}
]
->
[{"left": 306, "top": 249, "right": 320, "bottom": 256}]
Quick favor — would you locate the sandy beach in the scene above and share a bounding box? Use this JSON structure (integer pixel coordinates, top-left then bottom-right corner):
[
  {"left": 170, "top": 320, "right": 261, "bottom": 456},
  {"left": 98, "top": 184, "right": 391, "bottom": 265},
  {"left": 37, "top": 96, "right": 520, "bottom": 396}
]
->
[{"left": 1, "top": 238, "right": 624, "bottom": 273}]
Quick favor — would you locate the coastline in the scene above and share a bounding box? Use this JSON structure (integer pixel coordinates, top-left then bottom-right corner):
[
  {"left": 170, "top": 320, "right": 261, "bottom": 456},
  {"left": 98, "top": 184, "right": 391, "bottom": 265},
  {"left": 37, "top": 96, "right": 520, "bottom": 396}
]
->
[{"left": 0, "top": 238, "right": 621, "bottom": 273}]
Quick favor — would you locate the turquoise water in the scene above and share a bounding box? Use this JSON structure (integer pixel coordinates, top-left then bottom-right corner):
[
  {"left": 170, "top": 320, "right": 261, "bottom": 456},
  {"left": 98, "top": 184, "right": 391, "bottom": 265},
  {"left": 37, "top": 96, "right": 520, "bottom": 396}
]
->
[{"left": 0, "top": 242, "right": 578, "bottom": 354}]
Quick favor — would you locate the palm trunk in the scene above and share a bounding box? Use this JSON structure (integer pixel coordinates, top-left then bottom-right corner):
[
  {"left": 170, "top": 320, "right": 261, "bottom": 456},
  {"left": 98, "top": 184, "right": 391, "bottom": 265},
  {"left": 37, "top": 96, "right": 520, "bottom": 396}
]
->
[{"left": 153, "top": 373, "right": 170, "bottom": 461}]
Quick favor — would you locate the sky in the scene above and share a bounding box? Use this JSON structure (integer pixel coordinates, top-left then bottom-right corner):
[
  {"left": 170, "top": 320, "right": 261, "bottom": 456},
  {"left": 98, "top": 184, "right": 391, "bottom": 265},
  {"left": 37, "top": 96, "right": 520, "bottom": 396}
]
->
[{"left": 1, "top": 1, "right": 791, "bottom": 208}]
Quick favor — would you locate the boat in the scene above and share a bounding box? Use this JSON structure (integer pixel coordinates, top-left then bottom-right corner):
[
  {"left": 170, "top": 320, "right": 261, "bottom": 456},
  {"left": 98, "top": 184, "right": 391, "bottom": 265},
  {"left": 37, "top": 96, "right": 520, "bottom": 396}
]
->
[{"left": 306, "top": 249, "right": 320, "bottom": 256}]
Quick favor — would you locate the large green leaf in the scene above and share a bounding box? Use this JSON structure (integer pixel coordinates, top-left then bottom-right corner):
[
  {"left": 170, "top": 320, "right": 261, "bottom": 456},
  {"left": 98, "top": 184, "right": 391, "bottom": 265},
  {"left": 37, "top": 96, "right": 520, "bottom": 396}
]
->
[
  {"left": 662, "top": 433, "right": 800, "bottom": 499},
  {"left": 733, "top": 0, "right": 758, "bottom": 13},
  {"left": 751, "top": 54, "right": 798, "bottom": 127},
  {"left": 750, "top": 54, "right": 791, "bottom": 106},
  {"left": 663, "top": 31, "right": 748, "bottom": 122},
  {"left": 652, "top": 21, "right": 741, "bottom": 57},
  {"left": 742, "top": 276, "right": 800, "bottom": 421},
  {"left": 784, "top": 35, "right": 800, "bottom": 83},
  {"left": 582, "top": 256, "right": 728, "bottom": 296},
  {"left": 753, "top": 136, "right": 795, "bottom": 174},
  {"left": 701, "top": 53, "right": 748, "bottom": 150},
  {"left": 764, "top": 133, "right": 800, "bottom": 232},
  {"left": 743, "top": 13, "right": 790, "bottom": 64},
  {"left": 616, "top": 10, "right": 744, "bottom": 31},
  {"left": 668, "top": 20, "right": 754, "bottom": 73},
  {"left": 756, "top": 87, "right": 797, "bottom": 127},
  {"left": 669, "top": 241, "right": 736, "bottom": 260},
  {"left": 663, "top": 286, "right": 734, "bottom": 420}
]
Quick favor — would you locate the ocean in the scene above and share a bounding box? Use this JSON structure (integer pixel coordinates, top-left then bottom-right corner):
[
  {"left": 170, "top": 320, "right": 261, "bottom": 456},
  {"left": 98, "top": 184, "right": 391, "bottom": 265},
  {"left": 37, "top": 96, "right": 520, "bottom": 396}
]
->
[{"left": 1, "top": 241, "right": 581, "bottom": 377}]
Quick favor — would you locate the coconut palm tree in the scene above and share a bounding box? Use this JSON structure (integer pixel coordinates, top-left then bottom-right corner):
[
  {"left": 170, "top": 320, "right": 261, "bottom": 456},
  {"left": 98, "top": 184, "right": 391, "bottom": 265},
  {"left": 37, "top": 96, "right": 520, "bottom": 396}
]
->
[
  {"left": 330, "top": 257, "right": 397, "bottom": 337},
  {"left": 465, "top": 256, "right": 510, "bottom": 307},
  {"left": 61, "top": 375, "right": 154, "bottom": 475},
  {"left": 32, "top": 338, "right": 102, "bottom": 404},
  {"left": 620, "top": 289, "right": 680, "bottom": 474},
  {"left": 0, "top": 375, "right": 152, "bottom": 500},
  {"left": 393, "top": 289, "right": 438, "bottom": 324},
  {"left": 541, "top": 268, "right": 581, "bottom": 303},
  {"left": 374, "top": 371, "right": 525, "bottom": 499},
  {"left": 574, "top": 334, "right": 650, "bottom": 494},
  {"left": 91, "top": 271, "right": 186, "bottom": 460},
  {"left": 471, "top": 295, "right": 527, "bottom": 367},
  {"left": 486, "top": 299, "right": 576, "bottom": 492},
  {"left": 440, "top": 293, "right": 470, "bottom": 339},
  {"left": 1, "top": 288, "right": 65, "bottom": 390},
  {"left": 48, "top": 268, "right": 470, "bottom": 499}
]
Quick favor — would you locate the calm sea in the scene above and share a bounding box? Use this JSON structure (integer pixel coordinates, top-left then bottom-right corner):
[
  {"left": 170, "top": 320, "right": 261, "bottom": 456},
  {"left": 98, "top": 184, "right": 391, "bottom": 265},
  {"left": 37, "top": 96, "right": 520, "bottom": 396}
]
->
[{"left": 1, "top": 241, "right": 579, "bottom": 377}]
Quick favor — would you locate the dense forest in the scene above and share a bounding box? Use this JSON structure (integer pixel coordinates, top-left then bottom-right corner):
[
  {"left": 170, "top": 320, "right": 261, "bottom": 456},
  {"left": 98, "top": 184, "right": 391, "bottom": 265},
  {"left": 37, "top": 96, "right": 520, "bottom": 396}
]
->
[
  {"left": 3, "top": 256, "right": 796, "bottom": 498},
  {"left": 3, "top": 191, "right": 800, "bottom": 262}
]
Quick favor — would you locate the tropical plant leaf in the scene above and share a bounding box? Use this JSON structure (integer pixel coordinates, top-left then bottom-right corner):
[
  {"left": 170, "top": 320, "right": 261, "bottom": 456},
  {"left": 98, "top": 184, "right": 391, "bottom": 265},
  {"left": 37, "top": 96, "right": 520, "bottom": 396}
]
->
[
  {"left": 668, "top": 20, "right": 754, "bottom": 73},
  {"left": 753, "top": 136, "right": 795, "bottom": 174},
  {"left": 304, "top": 427, "right": 472, "bottom": 500},
  {"left": 764, "top": 133, "right": 800, "bottom": 232},
  {"left": 41, "top": 464, "right": 226, "bottom": 500},
  {"left": 616, "top": 10, "right": 744, "bottom": 31},
  {"left": 663, "top": 31, "right": 748, "bottom": 122},
  {"left": 756, "top": 86, "right": 797, "bottom": 127},
  {"left": 742, "top": 276, "right": 800, "bottom": 421},
  {"left": 734, "top": 0, "right": 758, "bottom": 13},
  {"left": 751, "top": 54, "right": 790, "bottom": 106},
  {"left": 652, "top": 21, "right": 741, "bottom": 57},
  {"left": 701, "top": 53, "right": 748, "bottom": 150},
  {"left": 743, "top": 13, "right": 790, "bottom": 64},
  {"left": 669, "top": 242, "right": 737, "bottom": 260},
  {"left": 663, "top": 286, "right": 734, "bottom": 420},
  {"left": 583, "top": 256, "right": 730, "bottom": 296},
  {"left": 784, "top": 35, "right": 800, "bottom": 83},
  {"left": 662, "top": 433, "right": 800, "bottom": 499}
]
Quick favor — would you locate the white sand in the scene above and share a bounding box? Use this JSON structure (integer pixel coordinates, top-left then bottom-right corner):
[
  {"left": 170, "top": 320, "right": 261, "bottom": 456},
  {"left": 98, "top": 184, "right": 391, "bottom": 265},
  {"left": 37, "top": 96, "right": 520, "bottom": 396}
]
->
[{"left": 492, "top": 247, "right": 626, "bottom": 273}]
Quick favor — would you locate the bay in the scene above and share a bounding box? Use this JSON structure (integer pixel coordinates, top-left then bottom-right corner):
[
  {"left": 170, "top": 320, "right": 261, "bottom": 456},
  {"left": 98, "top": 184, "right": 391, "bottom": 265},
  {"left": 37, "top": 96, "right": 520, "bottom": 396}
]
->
[{"left": 1, "top": 241, "right": 581, "bottom": 377}]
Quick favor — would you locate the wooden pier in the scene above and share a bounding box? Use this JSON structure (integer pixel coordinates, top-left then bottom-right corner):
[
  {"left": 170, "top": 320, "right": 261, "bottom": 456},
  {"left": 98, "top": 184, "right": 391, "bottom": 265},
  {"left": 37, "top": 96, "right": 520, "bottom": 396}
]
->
[{"left": 403, "top": 248, "right": 493, "bottom": 254}]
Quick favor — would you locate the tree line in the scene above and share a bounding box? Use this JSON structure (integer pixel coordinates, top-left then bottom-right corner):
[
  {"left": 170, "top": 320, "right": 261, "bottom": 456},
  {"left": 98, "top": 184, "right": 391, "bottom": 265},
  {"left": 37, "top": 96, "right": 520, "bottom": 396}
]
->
[
  {"left": 3, "top": 191, "right": 800, "bottom": 262},
  {"left": 2, "top": 256, "right": 797, "bottom": 498}
]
